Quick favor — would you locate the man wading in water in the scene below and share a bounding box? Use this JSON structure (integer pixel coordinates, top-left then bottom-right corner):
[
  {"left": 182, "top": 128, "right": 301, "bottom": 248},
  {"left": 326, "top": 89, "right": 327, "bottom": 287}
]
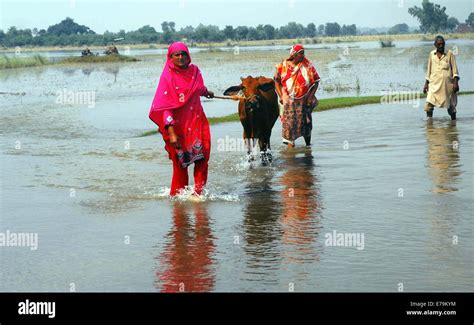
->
[{"left": 423, "top": 35, "right": 460, "bottom": 120}]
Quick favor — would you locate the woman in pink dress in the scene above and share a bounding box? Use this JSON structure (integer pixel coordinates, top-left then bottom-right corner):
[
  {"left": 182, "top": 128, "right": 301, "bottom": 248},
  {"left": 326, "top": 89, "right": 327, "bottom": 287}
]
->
[{"left": 149, "top": 42, "right": 214, "bottom": 196}]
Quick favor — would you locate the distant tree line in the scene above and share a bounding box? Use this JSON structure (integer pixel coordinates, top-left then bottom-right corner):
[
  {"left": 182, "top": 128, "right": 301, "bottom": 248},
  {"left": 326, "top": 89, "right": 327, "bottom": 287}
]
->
[
  {"left": 0, "top": 18, "right": 359, "bottom": 47},
  {"left": 1, "top": 1, "right": 473, "bottom": 48}
]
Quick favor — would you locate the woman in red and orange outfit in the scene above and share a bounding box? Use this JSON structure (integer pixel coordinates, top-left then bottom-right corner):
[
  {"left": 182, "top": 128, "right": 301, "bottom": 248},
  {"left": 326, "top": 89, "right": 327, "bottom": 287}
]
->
[
  {"left": 149, "top": 42, "right": 214, "bottom": 196},
  {"left": 274, "top": 44, "right": 320, "bottom": 148}
]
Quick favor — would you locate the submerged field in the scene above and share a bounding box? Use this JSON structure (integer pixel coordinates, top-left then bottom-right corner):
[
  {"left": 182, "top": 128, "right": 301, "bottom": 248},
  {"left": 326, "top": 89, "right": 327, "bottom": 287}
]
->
[
  {"left": 1, "top": 39, "right": 473, "bottom": 292},
  {"left": 1, "top": 32, "right": 473, "bottom": 53}
]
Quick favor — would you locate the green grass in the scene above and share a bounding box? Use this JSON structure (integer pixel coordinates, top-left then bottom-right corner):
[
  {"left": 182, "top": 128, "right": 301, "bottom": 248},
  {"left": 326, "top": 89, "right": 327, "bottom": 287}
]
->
[
  {"left": 140, "top": 91, "right": 474, "bottom": 137},
  {"left": 208, "top": 113, "right": 240, "bottom": 124},
  {"left": 59, "top": 54, "right": 140, "bottom": 64},
  {"left": 0, "top": 54, "right": 51, "bottom": 69}
]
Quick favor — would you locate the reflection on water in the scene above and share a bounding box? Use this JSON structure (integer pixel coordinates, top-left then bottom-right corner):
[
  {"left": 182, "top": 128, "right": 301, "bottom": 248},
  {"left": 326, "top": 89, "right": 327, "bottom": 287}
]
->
[
  {"left": 242, "top": 168, "right": 282, "bottom": 268},
  {"left": 240, "top": 149, "right": 322, "bottom": 278},
  {"left": 103, "top": 66, "right": 120, "bottom": 82},
  {"left": 155, "top": 202, "right": 215, "bottom": 292},
  {"left": 59, "top": 65, "right": 121, "bottom": 81},
  {"left": 425, "top": 120, "right": 461, "bottom": 193},
  {"left": 279, "top": 150, "right": 321, "bottom": 266}
]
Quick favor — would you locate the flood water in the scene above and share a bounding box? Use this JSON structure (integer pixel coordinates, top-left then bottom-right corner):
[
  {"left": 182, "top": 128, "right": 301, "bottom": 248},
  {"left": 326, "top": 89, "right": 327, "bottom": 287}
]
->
[{"left": 1, "top": 39, "right": 473, "bottom": 292}]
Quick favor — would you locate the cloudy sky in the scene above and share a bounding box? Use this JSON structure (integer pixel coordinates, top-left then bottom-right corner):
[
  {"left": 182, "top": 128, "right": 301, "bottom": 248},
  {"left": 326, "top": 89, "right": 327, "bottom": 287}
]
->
[{"left": 1, "top": 0, "right": 472, "bottom": 33}]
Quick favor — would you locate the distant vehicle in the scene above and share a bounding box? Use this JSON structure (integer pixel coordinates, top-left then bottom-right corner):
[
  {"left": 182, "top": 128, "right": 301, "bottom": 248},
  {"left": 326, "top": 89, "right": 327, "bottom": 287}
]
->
[
  {"left": 81, "top": 47, "right": 98, "bottom": 57},
  {"left": 104, "top": 44, "right": 119, "bottom": 55},
  {"left": 104, "top": 39, "right": 124, "bottom": 55}
]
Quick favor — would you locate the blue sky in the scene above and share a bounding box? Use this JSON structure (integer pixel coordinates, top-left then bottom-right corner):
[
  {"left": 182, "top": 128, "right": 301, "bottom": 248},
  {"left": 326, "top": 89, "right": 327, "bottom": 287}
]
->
[{"left": 1, "top": 0, "right": 472, "bottom": 33}]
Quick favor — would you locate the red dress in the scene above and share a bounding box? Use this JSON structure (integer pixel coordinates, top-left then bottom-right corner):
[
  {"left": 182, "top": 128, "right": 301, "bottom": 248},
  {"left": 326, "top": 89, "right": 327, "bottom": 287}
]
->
[
  {"left": 163, "top": 86, "right": 211, "bottom": 196},
  {"left": 149, "top": 42, "right": 211, "bottom": 196}
]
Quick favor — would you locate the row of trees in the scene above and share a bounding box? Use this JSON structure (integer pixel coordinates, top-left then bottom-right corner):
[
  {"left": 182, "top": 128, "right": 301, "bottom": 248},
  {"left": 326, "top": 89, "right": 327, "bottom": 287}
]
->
[
  {"left": 1, "top": 0, "right": 473, "bottom": 48},
  {"left": 0, "top": 18, "right": 357, "bottom": 47}
]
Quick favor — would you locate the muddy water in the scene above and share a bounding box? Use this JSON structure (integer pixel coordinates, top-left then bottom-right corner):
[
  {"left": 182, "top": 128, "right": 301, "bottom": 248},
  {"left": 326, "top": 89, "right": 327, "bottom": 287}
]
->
[{"left": 1, "top": 41, "right": 473, "bottom": 292}]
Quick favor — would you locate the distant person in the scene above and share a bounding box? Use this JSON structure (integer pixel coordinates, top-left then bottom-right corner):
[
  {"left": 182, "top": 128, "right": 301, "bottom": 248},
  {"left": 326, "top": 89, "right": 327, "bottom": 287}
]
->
[
  {"left": 149, "top": 42, "right": 214, "bottom": 196},
  {"left": 423, "top": 35, "right": 460, "bottom": 120},
  {"left": 274, "top": 44, "right": 320, "bottom": 148},
  {"left": 81, "top": 47, "right": 92, "bottom": 57}
]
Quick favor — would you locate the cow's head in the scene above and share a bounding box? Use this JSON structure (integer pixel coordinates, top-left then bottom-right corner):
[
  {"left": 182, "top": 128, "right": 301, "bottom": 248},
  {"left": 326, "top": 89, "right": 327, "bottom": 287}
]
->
[{"left": 224, "top": 76, "right": 275, "bottom": 111}]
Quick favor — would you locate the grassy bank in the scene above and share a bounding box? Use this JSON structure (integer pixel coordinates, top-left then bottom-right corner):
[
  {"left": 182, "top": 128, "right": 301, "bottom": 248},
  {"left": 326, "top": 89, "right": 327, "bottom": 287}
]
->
[
  {"left": 0, "top": 53, "right": 140, "bottom": 69},
  {"left": 60, "top": 54, "right": 140, "bottom": 64},
  {"left": 140, "top": 91, "right": 474, "bottom": 137},
  {"left": 2, "top": 33, "right": 473, "bottom": 53},
  {"left": 0, "top": 54, "right": 51, "bottom": 69}
]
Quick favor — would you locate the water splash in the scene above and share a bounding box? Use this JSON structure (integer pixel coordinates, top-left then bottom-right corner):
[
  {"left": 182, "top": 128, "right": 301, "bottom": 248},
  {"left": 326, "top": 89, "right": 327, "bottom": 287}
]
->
[
  {"left": 231, "top": 149, "right": 275, "bottom": 171},
  {"left": 145, "top": 186, "right": 240, "bottom": 202}
]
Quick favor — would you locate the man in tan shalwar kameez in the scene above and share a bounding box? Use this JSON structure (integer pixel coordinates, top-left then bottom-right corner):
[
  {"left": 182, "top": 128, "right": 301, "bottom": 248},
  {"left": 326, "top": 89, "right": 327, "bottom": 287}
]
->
[{"left": 423, "top": 35, "right": 460, "bottom": 120}]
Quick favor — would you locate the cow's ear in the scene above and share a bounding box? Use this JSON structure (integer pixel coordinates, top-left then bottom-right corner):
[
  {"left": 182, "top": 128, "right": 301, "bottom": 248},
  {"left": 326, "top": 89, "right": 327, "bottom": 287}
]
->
[
  {"left": 224, "top": 85, "right": 242, "bottom": 96},
  {"left": 258, "top": 80, "right": 275, "bottom": 92}
]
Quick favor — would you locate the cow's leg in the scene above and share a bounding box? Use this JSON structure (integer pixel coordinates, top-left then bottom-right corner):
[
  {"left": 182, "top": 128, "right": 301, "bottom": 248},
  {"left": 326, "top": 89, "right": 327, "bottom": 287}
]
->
[
  {"left": 245, "top": 139, "right": 255, "bottom": 162},
  {"left": 242, "top": 129, "right": 252, "bottom": 162},
  {"left": 243, "top": 131, "right": 250, "bottom": 155},
  {"left": 258, "top": 137, "right": 271, "bottom": 166},
  {"left": 265, "top": 135, "right": 273, "bottom": 164}
]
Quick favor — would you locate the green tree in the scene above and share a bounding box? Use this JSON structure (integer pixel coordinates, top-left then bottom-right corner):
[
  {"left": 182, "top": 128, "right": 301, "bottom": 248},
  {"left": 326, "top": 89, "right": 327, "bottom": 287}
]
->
[
  {"left": 47, "top": 17, "right": 95, "bottom": 35},
  {"left": 318, "top": 24, "right": 325, "bottom": 36},
  {"left": 247, "top": 27, "right": 259, "bottom": 40},
  {"left": 325, "top": 22, "right": 341, "bottom": 36},
  {"left": 223, "top": 25, "right": 234, "bottom": 40},
  {"left": 235, "top": 26, "right": 249, "bottom": 40},
  {"left": 341, "top": 24, "right": 356, "bottom": 35},
  {"left": 194, "top": 24, "right": 209, "bottom": 41},
  {"left": 447, "top": 17, "right": 459, "bottom": 31},
  {"left": 263, "top": 24, "right": 276, "bottom": 39},
  {"left": 465, "top": 13, "right": 474, "bottom": 27},
  {"left": 304, "top": 23, "right": 317, "bottom": 37},
  {"left": 179, "top": 25, "right": 195, "bottom": 41},
  {"left": 408, "top": 0, "right": 449, "bottom": 33},
  {"left": 255, "top": 25, "right": 266, "bottom": 40},
  {"left": 161, "top": 21, "right": 176, "bottom": 43},
  {"left": 286, "top": 22, "right": 305, "bottom": 38},
  {"left": 207, "top": 25, "right": 224, "bottom": 42},
  {"left": 388, "top": 23, "right": 409, "bottom": 34}
]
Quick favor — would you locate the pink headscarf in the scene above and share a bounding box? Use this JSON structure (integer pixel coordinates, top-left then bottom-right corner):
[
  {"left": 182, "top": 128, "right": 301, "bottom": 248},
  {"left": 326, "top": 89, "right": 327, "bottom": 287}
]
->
[{"left": 149, "top": 42, "right": 204, "bottom": 128}]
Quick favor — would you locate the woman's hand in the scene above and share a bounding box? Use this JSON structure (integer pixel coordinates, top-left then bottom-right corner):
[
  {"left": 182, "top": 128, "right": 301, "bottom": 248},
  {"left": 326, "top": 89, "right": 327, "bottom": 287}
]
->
[
  {"left": 167, "top": 126, "right": 181, "bottom": 149},
  {"left": 305, "top": 95, "right": 317, "bottom": 108},
  {"left": 169, "top": 134, "right": 180, "bottom": 149},
  {"left": 205, "top": 90, "right": 214, "bottom": 98}
]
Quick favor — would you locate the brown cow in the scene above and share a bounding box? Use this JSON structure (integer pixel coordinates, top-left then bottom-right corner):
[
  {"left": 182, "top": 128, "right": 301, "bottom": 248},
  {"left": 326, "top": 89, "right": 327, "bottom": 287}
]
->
[{"left": 224, "top": 76, "right": 279, "bottom": 165}]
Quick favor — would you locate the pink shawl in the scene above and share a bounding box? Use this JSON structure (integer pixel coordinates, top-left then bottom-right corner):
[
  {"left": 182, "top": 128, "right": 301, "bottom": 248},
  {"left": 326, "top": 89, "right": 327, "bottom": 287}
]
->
[{"left": 149, "top": 42, "right": 205, "bottom": 130}]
